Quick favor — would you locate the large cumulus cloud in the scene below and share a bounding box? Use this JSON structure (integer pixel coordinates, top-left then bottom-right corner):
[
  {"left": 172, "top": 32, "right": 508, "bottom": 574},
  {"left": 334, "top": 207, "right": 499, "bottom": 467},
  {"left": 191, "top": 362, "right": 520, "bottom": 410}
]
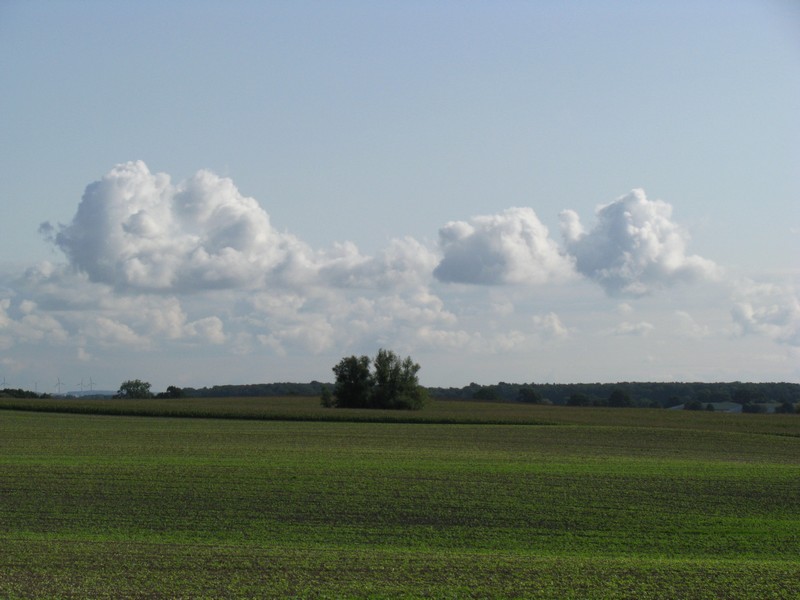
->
[
  {"left": 44, "top": 161, "right": 435, "bottom": 294},
  {"left": 47, "top": 165, "right": 719, "bottom": 301},
  {"left": 433, "top": 207, "right": 574, "bottom": 285},
  {"left": 44, "top": 161, "right": 310, "bottom": 291},
  {"left": 560, "top": 189, "right": 719, "bottom": 296},
  {"left": 14, "top": 161, "right": 463, "bottom": 368}
]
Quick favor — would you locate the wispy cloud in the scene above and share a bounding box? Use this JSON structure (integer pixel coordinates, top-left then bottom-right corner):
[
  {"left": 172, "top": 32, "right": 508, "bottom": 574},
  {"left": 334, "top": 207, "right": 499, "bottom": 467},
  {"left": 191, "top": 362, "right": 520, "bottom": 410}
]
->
[
  {"left": 611, "top": 321, "right": 655, "bottom": 337},
  {"left": 674, "top": 310, "right": 711, "bottom": 339},
  {"left": 532, "top": 312, "right": 570, "bottom": 339}
]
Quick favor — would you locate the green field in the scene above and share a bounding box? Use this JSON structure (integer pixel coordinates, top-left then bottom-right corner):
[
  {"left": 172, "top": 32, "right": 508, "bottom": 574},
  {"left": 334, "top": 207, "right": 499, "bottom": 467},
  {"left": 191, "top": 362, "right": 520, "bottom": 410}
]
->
[{"left": 1, "top": 398, "right": 798, "bottom": 598}]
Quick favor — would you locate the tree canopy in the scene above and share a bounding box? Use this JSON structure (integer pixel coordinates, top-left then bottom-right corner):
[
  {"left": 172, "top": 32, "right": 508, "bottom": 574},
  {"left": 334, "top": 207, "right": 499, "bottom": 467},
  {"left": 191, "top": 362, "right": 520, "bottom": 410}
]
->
[
  {"left": 156, "top": 385, "right": 185, "bottom": 399},
  {"left": 331, "top": 355, "right": 373, "bottom": 409},
  {"left": 115, "top": 379, "right": 153, "bottom": 399},
  {"left": 328, "top": 349, "right": 427, "bottom": 410}
]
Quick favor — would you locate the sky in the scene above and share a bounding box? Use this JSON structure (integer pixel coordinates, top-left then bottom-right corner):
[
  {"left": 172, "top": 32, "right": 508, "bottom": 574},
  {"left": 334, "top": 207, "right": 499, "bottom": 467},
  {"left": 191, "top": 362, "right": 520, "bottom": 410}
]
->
[{"left": 1, "top": 1, "right": 799, "bottom": 393}]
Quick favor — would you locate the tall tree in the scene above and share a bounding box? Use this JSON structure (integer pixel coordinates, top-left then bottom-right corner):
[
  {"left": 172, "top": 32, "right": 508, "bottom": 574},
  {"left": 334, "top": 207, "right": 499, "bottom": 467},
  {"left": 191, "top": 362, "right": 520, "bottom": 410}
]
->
[
  {"left": 331, "top": 355, "right": 373, "bottom": 408},
  {"left": 372, "top": 349, "right": 427, "bottom": 410}
]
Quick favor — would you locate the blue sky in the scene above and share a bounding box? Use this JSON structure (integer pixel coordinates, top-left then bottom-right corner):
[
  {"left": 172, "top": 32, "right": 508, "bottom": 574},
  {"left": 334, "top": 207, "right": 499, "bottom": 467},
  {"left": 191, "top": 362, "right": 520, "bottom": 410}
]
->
[{"left": 1, "top": 1, "right": 798, "bottom": 393}]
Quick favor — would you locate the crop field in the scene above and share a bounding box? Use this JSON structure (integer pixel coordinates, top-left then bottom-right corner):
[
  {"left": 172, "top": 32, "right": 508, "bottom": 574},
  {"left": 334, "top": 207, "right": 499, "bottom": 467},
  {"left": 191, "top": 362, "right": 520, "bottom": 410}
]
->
[{"left": 1, "top": 398, "right": 799, "bottom": 598}]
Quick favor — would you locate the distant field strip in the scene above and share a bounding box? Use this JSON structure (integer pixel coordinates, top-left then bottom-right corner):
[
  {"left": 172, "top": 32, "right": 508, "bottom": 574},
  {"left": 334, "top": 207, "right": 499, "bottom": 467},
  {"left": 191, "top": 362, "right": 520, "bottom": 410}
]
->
[
  {"left": 0, "top": 396, "right": 557, "bottom": 424},
  {"left": 2, "top": 395, "right": 799, "bottom": 434},
  {"left": 1, "top": 405, "right": 798, "bottom": 598}
]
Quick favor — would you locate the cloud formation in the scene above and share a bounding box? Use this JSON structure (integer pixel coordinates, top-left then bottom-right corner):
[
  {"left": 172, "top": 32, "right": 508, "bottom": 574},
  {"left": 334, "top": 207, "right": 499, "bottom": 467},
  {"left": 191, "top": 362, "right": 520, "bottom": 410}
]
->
[
  {"left": 433, "top": 207, "right": 574, "bottom": 285},
  {"left": 732, "top": 280, "right": 800, "bottom": 346},
  {"left": 612, "top": 321, "right": 655, "bottom": 337},
  {"left": 532, "top": 312, "right": 570, "bottom": 339},
  {"left": 44, "top": 164, "right": 721, "bottom": 303},
  {"left": 319, "top": 237, "right": 438, "bottom": 290},
  {"left": 44, "top": 161, "right": 434, "bottom": 294},
  {"left": 9, "top": 161, "right": 793, "bottom": 388},
  {"left": 560, "top": 189, "right": 719, "bottom": 296},
  {"left": 44, "top": 161, "right": 304, "bottom": 291}
]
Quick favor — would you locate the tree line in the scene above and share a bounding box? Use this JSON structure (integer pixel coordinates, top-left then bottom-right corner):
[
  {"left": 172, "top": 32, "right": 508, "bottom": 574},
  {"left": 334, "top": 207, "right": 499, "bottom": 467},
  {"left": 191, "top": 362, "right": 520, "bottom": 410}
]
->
[
  {"left": 102, "top": 379, "right": 800, "bottom": 411},
  {"left": 111, "top": 350, "right": 428, "bottom": 410},
  {"left": 425, "top": 381, "right": 800, "bottom": 408},
  {"left": 50, "top": 360, "right": 797, "bottom": 414},
  {"left": 180, "top": 381, "right": 328, "bottom": 398}
]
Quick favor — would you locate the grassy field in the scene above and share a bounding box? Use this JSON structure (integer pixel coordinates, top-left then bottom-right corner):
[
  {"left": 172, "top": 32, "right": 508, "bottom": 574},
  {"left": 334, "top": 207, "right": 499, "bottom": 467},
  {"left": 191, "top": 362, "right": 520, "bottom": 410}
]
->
[{"left": 0, "top": 398, "right": 798, "bottom": 598}]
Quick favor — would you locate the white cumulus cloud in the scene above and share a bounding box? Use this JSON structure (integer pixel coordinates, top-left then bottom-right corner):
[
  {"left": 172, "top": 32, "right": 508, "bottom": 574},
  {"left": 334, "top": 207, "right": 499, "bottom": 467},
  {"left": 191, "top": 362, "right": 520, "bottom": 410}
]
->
[
  {"left": 46, "top": 161, "right": 312, "bottom": 292},
  {"left": 731, "top": 280, "right": 800, "bottom": 346},
  {"left": 560, "top": 189, "right": 720, "bottom": 296},
  {"left": 434, "top": 207, "right": 574, "bottom": 285},
  {"left": 319, "top": 237, "right": 438, "bottom": 290},
  {"left": 184, "top": 316, "right": 226, "bottom": 345},
  {"left": 532, "top": 312, "right": 570, "bottom": 339},
  {"left": 45, "top": 161, "right": 436, "bottom": 294}
]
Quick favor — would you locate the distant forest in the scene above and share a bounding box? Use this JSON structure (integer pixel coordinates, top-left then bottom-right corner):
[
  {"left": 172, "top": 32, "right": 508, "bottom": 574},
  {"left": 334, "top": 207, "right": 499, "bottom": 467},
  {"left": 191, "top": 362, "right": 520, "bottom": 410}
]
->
[
  {"left": 425, "top": 381, "right": 800, "bottom": 409},
  {"left": 176, "top": 381, "right": 800, "bottom": 409}
]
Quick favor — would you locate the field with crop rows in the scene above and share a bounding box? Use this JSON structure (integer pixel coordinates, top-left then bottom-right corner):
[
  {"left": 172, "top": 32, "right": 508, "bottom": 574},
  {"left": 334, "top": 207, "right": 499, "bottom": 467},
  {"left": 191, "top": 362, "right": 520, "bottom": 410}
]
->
[{"left": 1, "top": 398, "right": 798, "bottom": 598}]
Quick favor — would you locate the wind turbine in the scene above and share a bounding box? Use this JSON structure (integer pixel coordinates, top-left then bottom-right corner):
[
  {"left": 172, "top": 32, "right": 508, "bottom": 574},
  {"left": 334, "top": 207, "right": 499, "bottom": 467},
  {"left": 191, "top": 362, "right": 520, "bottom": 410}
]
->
[
  {"left": 88, "top": 377, "right": 95, "bottom": 392},
  {"left": 76, "top": 378, "right": 84, "bottom": 394},
  {"left": 55, "top": 377, "right": 64, "bottom": 395},
  {"left": 0, "top": 376, "right": 6, "bottom": 388}
]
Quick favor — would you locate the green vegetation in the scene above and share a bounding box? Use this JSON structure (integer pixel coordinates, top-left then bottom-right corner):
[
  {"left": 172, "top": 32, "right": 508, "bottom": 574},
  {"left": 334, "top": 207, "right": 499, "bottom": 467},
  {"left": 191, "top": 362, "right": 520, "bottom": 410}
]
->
[
  {"left": 100, "top": 380, "right": 799, "bottom": 413},
  {"left": 428, "top": 381, "right": 800, "bottom": 409},
  {"left": 0, "top": 398, "right": 798, "bottom": 598},
  {"left": 0, "top": 387, "right": 46, "bottom": 399},
  {"left": 115, "top": 379, "right": 153, "bottom": 399},
  {"left": 2, "top": 396, "right": 800, "bottom": 435},
  {"left": 330, "top": 349, "right": 427, "bottom": 409}
]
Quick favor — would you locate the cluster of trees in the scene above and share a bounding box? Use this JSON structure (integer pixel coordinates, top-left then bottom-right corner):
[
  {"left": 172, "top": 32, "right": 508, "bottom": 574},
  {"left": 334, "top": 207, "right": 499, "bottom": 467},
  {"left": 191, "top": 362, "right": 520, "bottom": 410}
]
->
[
  {"left": 0, "top": 388, "right": 48, "bottom": 399},
  {"left": 115, "top": 380, "right": 185, "bottom": 399},
  {"left": 324, "top": 349, "right": 427, "bottom": 410}
]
